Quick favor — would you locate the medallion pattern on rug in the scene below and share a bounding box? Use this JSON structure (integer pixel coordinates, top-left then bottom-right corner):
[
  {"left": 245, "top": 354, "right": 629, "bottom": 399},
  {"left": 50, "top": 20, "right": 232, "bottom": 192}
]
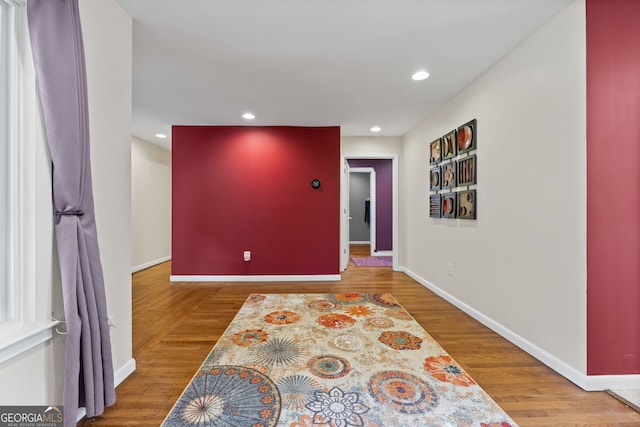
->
[{"left": 162, "top": 293, "right": 518, "bottom": 426}]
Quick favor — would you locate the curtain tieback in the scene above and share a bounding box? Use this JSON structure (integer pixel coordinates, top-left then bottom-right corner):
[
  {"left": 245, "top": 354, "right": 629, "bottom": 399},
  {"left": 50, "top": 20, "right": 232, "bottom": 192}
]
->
[{"left": 56, "top": 209, "right": 85, "bottom": 217}]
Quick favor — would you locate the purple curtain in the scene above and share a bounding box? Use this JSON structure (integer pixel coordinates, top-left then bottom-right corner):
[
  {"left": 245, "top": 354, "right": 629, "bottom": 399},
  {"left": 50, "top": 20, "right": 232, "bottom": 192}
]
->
[{"left": 26, "top": 1, "right": 115, "bottom": 425}]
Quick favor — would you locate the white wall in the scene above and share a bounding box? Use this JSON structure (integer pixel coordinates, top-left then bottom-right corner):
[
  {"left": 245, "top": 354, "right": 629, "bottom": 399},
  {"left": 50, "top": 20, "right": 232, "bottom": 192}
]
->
[
  {"left": 341, "top": 136, "right": 402, "bottom": 157},
  {"left": 131, "top": 136, "right": 171, "bottom": 272},
  {"left": 401, "top": 0, "right": 587, "bottom": 376},
  {"left": 0, "top": 0, "right": 133, "bottom": 405},
  {"left": 82, "top": 0, "right": 134, "bottom": 381}
]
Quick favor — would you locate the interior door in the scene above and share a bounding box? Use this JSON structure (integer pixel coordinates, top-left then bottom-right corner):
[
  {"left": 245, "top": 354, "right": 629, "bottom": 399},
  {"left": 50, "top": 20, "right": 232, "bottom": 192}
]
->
[{"left": 340, "top": 159, "right": 350, "bottom": 271}]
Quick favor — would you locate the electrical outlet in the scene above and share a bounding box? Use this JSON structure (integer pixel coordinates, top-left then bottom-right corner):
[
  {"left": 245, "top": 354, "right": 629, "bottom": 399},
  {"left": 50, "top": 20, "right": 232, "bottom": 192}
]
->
[
  {"left": 447, "top": 262, "right": 454, "bottom": 276},
  {"left": 244, "top": 251, "right": 251, "bottom": 262}
]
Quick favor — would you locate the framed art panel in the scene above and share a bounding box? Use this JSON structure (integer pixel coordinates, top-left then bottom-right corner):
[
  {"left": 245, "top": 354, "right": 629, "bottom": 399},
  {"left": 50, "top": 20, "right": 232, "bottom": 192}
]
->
[
  {"left": 429, "top": 194, "right": 441, "bottom": 218},
  {"left": 430, "top": 166, "right": 441, "bottom": 191},
  {"left": 441, "top": 161, "right": 456, "bottom": 189},
  {"left": 457, "top": 119, "right": 476, "bottom": 155},
  {"left": 457, "top": 190, "right": 476, "bottom": 219},
  {"left": 457, "top": 155, "right": 476, "bottom": 186},
  {"left": 441, "top": 130, "right": 456, "bottom": 160},
  {"left": 429, "top": 138, "right": 442, "bottom": 164},
  {"left": 441, "top": 193, "right": 456, "bottom": 218}
]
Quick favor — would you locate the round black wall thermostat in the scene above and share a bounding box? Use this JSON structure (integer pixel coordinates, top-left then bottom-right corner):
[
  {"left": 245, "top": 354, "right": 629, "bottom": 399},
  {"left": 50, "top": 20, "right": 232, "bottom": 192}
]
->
[{"left": 311, "top": 179, "right": 321, "bottom": 189}]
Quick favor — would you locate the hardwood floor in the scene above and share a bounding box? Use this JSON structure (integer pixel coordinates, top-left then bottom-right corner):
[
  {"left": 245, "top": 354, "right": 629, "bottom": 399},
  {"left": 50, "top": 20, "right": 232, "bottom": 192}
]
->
[{"left": 79, "top": 245, "right": 639, "bottom": 426}]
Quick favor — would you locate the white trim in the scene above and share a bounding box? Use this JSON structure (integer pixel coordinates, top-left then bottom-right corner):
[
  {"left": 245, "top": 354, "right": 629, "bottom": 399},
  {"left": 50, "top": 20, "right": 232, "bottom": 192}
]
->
[
  {"left": 77, "top": 358, "right": 137, "bottom": 422},
  {"left": 0, "top": 0, "right": 55, "bottom": 364},
  {"left": 340, "top": 159, "right": 350, "bottom": 271},
  {"left": 0, "top": 0, "right": 13, "bottom": 324},
  {"left": 372, "top": 251, "right": 392, "bottom": 257},
  {"left": 399, "top": 266, "right": 640, "bottom": 392},
  {"left": 349, "top": 241, "right": 370, "bottom": 244},
  {"left": 0, "top": 320, "right": 58, "bottom": 364},
  {"left": 170, "top": 274, "right": 341, "bottom": 282},
  {"left": 114, "top": 358, "right": 136, "bottom": 386},
  {"left": 132, "top": 255, "right": 171, "bottom": 273},
  {"left": 342, "top": 154, "right": 399, "bottom": 271},
  {"left": 585, "top": 375, "right": 640, "bottom": 391},
  {"left": 349, "top": 167, "right": 376, "bottom": 255},
  {"left": 2, "top": 1, "right": 23, "bottom": 11},
  {"left": 77, "top": 360, "right": 138, "bottom": 421}
]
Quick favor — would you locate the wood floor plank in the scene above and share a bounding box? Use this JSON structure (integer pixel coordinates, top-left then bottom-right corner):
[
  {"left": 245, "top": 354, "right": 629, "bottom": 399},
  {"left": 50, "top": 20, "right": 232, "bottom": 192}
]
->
[{"left": 78, "top": 245, "right": 639, "bottom": 426}]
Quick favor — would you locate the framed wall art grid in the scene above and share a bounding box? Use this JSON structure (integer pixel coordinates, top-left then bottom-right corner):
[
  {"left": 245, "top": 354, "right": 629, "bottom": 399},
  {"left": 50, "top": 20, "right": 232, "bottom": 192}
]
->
[{"left": 428, "top": 119, "right": 477, "bottom": 220}]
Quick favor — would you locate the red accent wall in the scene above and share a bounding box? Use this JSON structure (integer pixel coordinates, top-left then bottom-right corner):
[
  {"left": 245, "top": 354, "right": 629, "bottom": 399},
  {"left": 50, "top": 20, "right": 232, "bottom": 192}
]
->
[
  {"left": 172, "top": 126, "right": 340, "bottom": 276},
  {"left": 587, "top": 0, "right": 640, "bottom": 375}
]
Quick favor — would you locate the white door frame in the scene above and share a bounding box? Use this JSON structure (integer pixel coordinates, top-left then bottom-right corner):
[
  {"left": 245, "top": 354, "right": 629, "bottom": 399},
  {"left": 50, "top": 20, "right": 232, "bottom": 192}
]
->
[
  {"left": 340, "top": 159, "right": 350, "bottom": 271},
  {"left": 349, "top": 167, "right": 376, "bottom": 255},
  {"left": 340, "top": 154, "right": 398, "bottom": 271}
]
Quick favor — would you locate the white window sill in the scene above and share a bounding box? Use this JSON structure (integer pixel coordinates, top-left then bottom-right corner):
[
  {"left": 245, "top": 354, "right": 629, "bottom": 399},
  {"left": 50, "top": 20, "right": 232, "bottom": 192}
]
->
[{"left": 0, "top": 321, "right": 60, "bottom": 364}]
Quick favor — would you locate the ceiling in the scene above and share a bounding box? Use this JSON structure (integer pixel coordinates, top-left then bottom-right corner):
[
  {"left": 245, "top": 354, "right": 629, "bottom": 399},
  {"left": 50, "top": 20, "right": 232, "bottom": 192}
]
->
[{"left": 116, "top": 0, "right": 574, "bottom": 150}]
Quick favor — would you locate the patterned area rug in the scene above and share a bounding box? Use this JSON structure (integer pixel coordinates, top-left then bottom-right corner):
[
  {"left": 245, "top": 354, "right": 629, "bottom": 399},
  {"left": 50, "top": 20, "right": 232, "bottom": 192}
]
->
[
  {"left": 162, "top": 293, "right": 518, "bottom": 427},
  {"left": 350, "top": 257, "right": 393, "bottom": 267}
]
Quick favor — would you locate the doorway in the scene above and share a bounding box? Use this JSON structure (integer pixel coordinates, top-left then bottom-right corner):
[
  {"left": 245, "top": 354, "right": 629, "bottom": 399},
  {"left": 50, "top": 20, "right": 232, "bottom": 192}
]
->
[
  {"left": 349, "top": 168, "right": 376, "bottom": 253},
  {"left": 340, "top": 155, "right": 398, "bottom": 271}
]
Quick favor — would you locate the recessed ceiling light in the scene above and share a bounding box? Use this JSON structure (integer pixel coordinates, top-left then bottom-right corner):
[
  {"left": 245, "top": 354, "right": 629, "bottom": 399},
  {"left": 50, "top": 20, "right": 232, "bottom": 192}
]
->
[
  {"left": 155, "top": 133, "right": 167, "bottom": 139},
  {"left": 411, "top": 70, "right": 430, "bottom": 81},
  {"left": 370, "top": 126, "right": 381, "bottom": 132},
  {"left": 242, "top": 112, "right": 255, "bottom": 120}
]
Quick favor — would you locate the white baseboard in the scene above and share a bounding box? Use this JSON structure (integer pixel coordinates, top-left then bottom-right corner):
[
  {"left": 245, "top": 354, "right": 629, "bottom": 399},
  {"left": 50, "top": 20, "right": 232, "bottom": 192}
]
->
[
  {"left": 586, "top": 374, "right": 640, "bottom": 391},
  {"left": 170, "top": 274, "right": 341, "bottom": 282},
  {"left": 77, "top": 358, "right": 137, "bottom": 421},
  {"left": 132, "top": 255, "right": 171, "bottom": 273},
  {"left": 349, "top": 241, "right": 370, "bottom": 244},
  {"left": 399, "top": 266, "right": 640, "bottom": 392},
  {"left": 372, "top": 251, "right": 392, "bottom": 257},
  {"left": 114, "top": 358, "right": 137, "bottom": 387}
]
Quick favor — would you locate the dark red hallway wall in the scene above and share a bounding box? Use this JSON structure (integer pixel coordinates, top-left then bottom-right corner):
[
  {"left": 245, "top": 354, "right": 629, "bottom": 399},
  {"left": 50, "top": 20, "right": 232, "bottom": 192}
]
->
[
  {"left": 172, "top": 126, "right": 340, "bottom": 276},
  {"left": 586, "top": 0, "right": 640, "bottom": 375}
]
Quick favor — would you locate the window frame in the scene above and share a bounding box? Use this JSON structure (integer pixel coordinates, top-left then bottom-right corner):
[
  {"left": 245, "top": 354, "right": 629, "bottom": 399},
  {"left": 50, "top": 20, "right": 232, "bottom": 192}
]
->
[
  {"left": 0, "top": 0, "right": 57, "bottom": 365},
  {"left": 0, "top": 0, "right": 13, "bottom": 325}
]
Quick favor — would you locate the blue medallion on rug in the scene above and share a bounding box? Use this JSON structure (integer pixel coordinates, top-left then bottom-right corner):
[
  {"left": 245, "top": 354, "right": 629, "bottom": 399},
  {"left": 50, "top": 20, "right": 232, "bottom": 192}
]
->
[{"left": 162, "top": 365, "right": 281, "bottom": 426}]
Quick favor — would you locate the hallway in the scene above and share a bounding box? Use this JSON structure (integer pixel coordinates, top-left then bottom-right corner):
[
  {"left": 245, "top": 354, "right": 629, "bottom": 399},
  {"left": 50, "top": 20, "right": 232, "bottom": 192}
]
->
[{"left": 78, "top": 260, "right": 638, "bottom": 426}]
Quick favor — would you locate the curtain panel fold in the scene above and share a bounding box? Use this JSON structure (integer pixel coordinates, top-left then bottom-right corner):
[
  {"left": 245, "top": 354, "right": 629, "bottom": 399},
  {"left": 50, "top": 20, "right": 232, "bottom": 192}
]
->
[{"left": 26, "top": 1, "right": 115, "bottom": 425}]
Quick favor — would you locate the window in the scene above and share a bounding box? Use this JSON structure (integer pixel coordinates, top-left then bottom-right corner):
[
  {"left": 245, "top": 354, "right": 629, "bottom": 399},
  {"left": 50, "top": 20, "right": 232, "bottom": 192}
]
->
[
  {"left": 0, "top": 0, "right": 56, "bottom": 363},
  {"left": 0, "top": 0, "right": 12, "bottom": 324}
]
